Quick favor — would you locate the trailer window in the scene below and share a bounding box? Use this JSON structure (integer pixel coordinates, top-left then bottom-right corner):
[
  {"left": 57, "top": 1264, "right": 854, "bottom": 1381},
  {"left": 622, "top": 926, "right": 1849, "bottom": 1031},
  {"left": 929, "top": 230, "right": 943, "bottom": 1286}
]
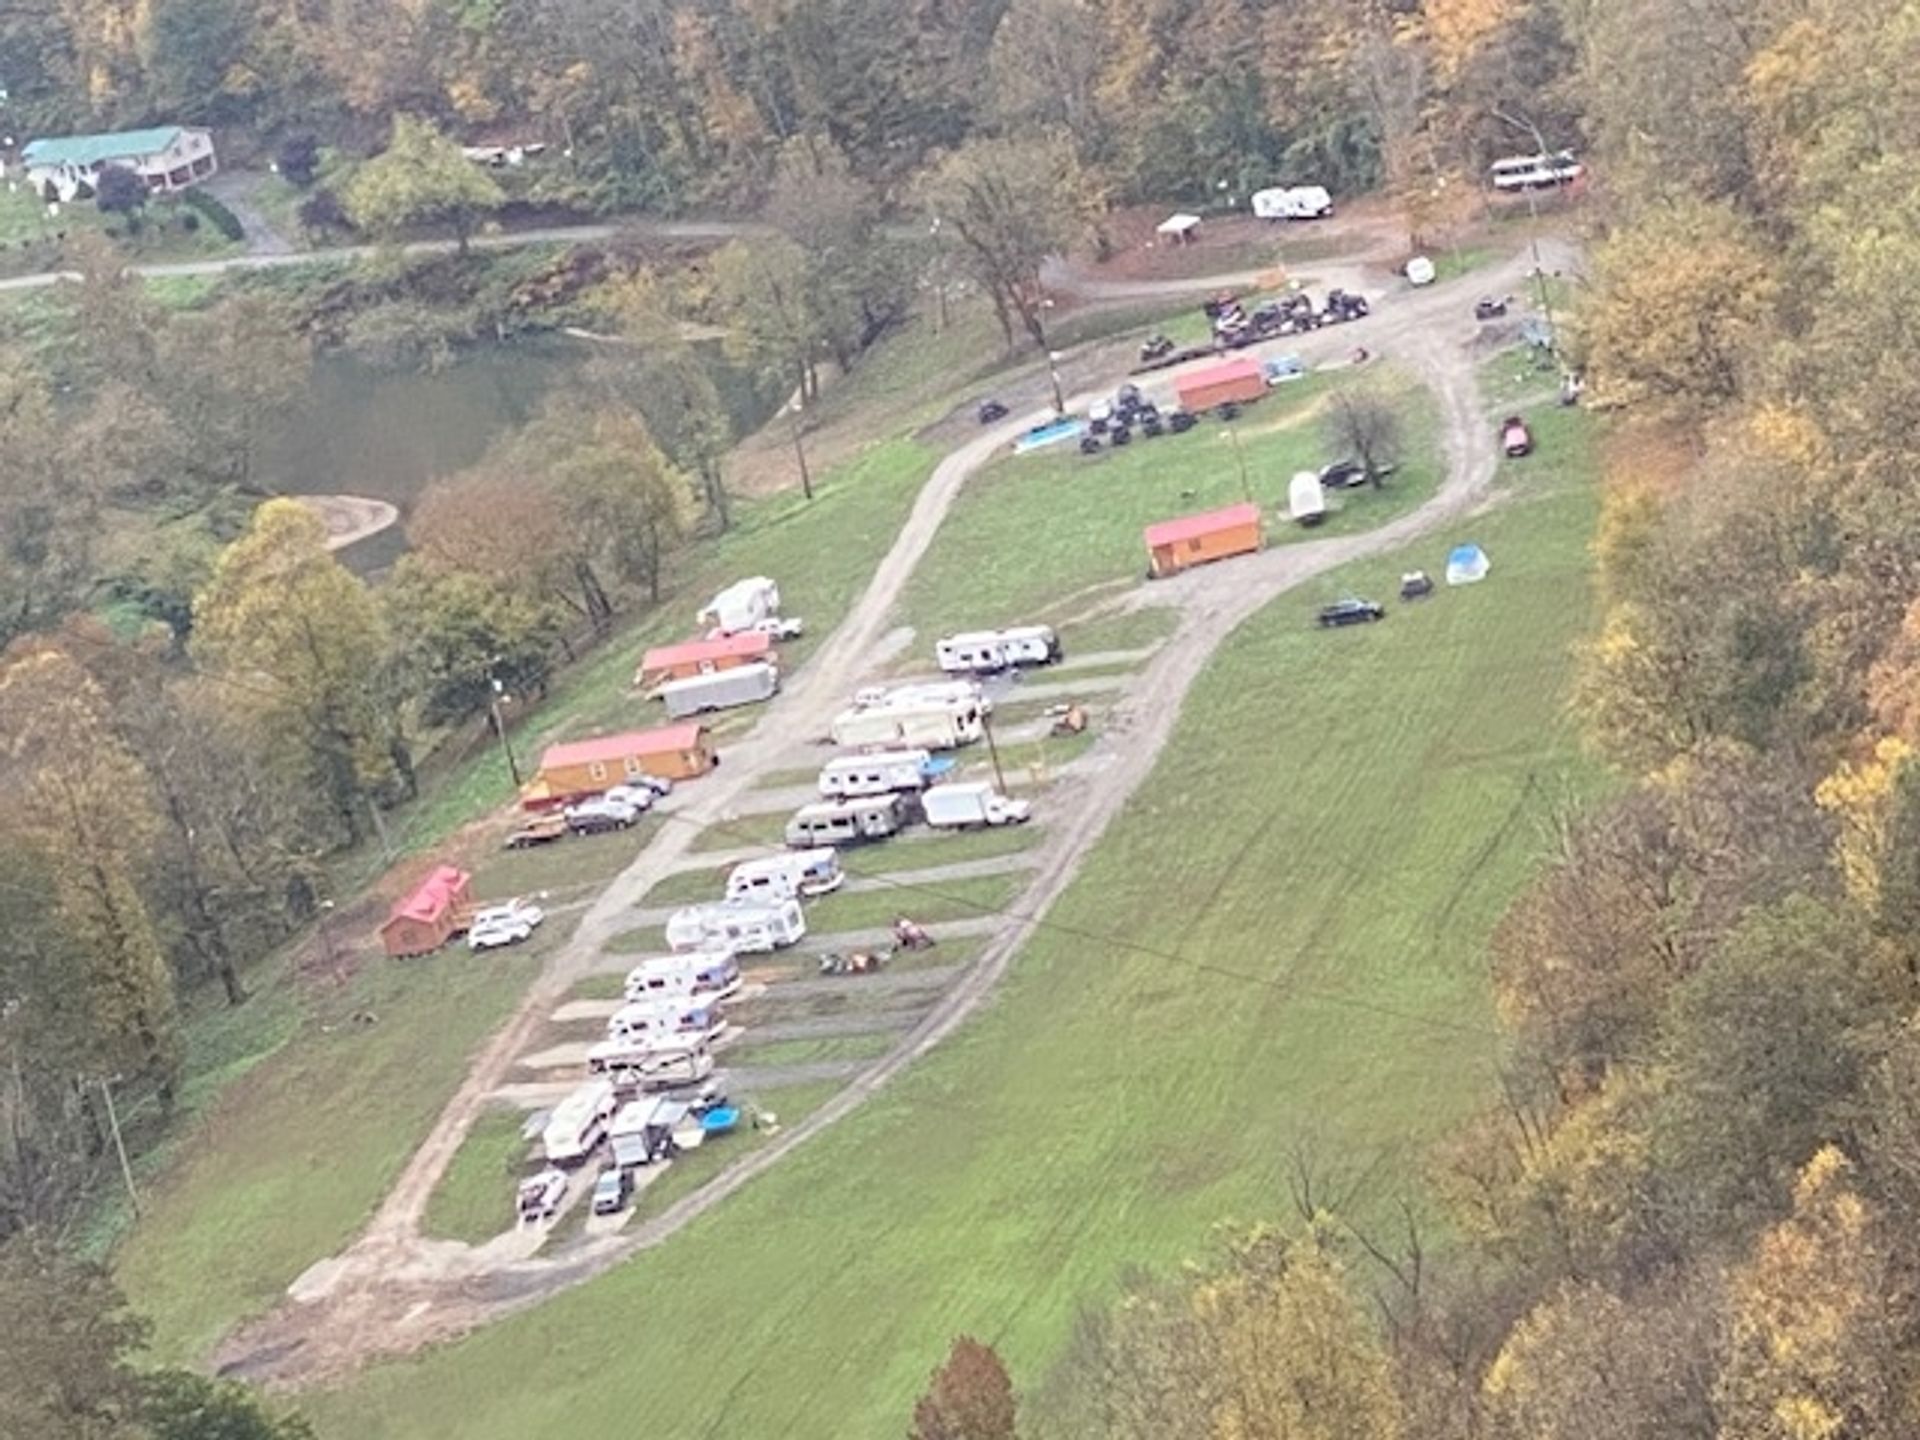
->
[{"left": 588, "top": 761, "right": 608, "bottom": 782}]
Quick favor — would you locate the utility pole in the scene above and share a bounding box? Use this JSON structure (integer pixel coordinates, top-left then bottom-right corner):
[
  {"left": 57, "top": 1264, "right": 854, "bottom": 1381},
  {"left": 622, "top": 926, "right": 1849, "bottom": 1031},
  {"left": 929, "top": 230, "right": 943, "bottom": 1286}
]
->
[
  {"left": 99, "top": 1077, "right": 139, "bottom": 1218},
  {"left": 1492, "top": 107, "right": 1561, "bottom": 355},
  {"left": 1224, "top": 428, "right": 1250, "bottom": 502},
  {"left": 1035, "top": 295, "right": 1066, "bottom": 415},
  {"left": 981, "top": 708, "right": 1008, "bottom": 794},
  {"left": 785, "top": 399, "right": 813, "bottom": 501},
  {"left": 489, "top": 675, "right": 522, "bottom": 786}
]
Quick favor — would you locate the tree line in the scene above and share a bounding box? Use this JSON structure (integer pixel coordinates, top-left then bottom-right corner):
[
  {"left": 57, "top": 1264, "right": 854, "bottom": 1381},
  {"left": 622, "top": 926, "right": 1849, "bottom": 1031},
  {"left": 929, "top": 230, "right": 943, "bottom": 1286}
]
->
[{"left": 906, "top": 1, "right": 1920, "bottom": 1436}]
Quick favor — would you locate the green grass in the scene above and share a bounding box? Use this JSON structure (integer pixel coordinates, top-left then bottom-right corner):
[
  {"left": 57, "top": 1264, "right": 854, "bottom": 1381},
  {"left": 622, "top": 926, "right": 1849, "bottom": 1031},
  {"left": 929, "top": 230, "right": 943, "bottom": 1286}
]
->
[
  {"left": 837, "top": 825, "right": 1044, "bottom": 876},
  {"left": 685, "top": 811, "right": 792, "bottom": 853},
  {"left": 309, "top": 401, "right": 1603, "bottom": 1440},
  {"left": 421, "top": 1109, "right": 536, "bottom": 1245},
  {"left": 0, "top": 185, "right": 240, "bottom": 277},
  {"left": 470, "top": 821, "right": 660, "bottom": 901},
  {"left": 898, "top": 371, "right": 1440, "bottom": 634},
  {"left": 755, "top": 766, "right": 825, "bottom": 790},
  {"left": 604, "top": 925, "right": 668, "bottom": 955},
  {"left": 113, "top": 952, "right": 539, "bottom": 1363},
  {"left": 724, "top": 1032, "right": 901, "bottom": 1070},
  {"left": 639, "top": 863, "right": 740, "bottom": 908},
  {"left": 1061, "top": 607, "right": 1179, "bottom": 655},
  {"left": 803, "top": 872, "right": 1024, "bottom": 935}
]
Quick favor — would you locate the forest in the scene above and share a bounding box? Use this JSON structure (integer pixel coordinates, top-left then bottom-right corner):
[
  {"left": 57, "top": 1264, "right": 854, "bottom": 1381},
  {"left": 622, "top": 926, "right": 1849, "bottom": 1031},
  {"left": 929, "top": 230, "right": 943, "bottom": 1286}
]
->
[{"left": 13, "top": 0, "right": 1920, "bottom": 1435}]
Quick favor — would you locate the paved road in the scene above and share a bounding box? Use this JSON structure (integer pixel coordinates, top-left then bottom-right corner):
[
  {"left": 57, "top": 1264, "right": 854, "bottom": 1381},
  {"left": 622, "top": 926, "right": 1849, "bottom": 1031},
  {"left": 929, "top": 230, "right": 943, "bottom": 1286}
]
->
[{"left": 213, "top": 234, "right": 1574, "bottom": 1383}]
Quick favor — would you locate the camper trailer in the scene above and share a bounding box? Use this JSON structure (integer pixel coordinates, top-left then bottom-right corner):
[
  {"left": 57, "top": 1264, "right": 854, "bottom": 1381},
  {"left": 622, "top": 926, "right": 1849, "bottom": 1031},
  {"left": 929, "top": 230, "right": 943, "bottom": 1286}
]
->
[
  {"left": 831, "top": 701, "right": 984, "bottom": 751},
  {"left": 659, "top": 661, "right": 778, "bottom": 719},
  {"left": 1252, "top": 185, "right": 1334, "bottom": 220},
  {"left": 624, "top": 950, "right": 742, "bottom": 1003},
  {"left": 609, "top": 1096, "right": 689, "bottom": 1167},
  {"left": 700, "top": 576, "right": 781, "bottom": 635},
  {"left": 1489, "top": 152, "right": 1582, "bottom": 191},
  {"left": 606, "top": 996, "right": 725, "bottom": 1044},
  {"left": 854, "top": 680, "right": 991, "bottom": 715},
  {"left": 541, "top": 1079, "right": 619, "bottom": 1165},
  {"left": 727, "top": 849, "right": 844, "bottom": 902},
  {"left": 819, "top": 749, "right": 935, "bottom": 799},
  {"left": 922, "top": 781, "right": 1032, "bottom": 829},
  {"left": 587, "top": 1030, "right": 715, "bottom": 1081},
  {"left": 935, "top": 626, "right": 1061, "bottom": 674},
  {"left": 1288, "top": 471, "right": 1328, "bottom": 527},
  {"left": 664, "top": 897, "right": 807, "bottom": 953},
  {"left": 785, "top": 795, "right": 911, "bottom": 848}
]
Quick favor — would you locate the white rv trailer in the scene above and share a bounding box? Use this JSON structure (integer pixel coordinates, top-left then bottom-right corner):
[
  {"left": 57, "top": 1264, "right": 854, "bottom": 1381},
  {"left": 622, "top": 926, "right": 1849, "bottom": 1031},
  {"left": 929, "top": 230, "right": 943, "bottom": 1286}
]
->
[
  {"left": 922, "top": 781, "right": 1032, "bottom": 829},
  {"left": 541, "top": 1078, "right": 619, "bottom": 1165},
  {"left": 853, "top": 680, "right": 991, "bottom": 715},
  {"left": 935, "top": 625, "right": 1061, "bottom": 674},
  {"left": 587, "top": 1030, "right": 714, "bottom": 1080},
  {"left": 1489, "top": 152, "right": 1582, "bottom": 191},
  {"left": 1251, "top": 184, "right": 1334, "bottom": 220},
  {"left": 623, "top": 950, "right": 743, "bottom": 1003},
  {"left": 606, "top": 996, "right": 725, "bottom": 1043},
  {"left": 659, "top": 661, "right": 778, "bottom": 719},
  {"left": 726, "top": 849, "right": 844, "bottom": 903},
  {"left": 1288, "top": 471, "right": 1328, "bottom": 526},
  {"left": 609, "top": 1095, "right": 691, "bottom": 1167},
  {"left": 699, "top": 576, "right": 780, "bottom": 635},
  {"left": 830, "top": 700, "right": 984, "bottom": 751},
  {"left": 785, "top": 795, "right": 910, "bottom": 849},
  {"left": 664, "top": 897, "right": 807, "bottom": 953},
  {"left": 818, "top": 749, "right": 934, "bottom": 799}
]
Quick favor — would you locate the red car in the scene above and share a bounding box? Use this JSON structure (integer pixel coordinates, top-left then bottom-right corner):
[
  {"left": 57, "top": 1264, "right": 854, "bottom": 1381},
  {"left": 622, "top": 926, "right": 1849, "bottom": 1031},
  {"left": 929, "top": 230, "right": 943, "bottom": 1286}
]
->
[{"left": 1501, "top": 415, "right": 1534, "bottom": 457}]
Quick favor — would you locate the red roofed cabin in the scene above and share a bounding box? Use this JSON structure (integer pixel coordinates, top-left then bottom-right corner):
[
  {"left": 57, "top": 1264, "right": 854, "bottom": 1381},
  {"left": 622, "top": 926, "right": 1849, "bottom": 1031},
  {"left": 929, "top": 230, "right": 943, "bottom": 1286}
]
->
[
  {"left": 1145, "top": 502, "right": 1263, "bottom": 579},
  {"left": 636, "top": 630, "right": 772, "bottom": 688},
  {"left": 1175, "top": 357, "right": 1266, "bottom": 413},
  {"left": 522, "top": 724, "right": 716, "bottom": 808},
  {"left": 379, "top": 864, "right": 473, "bottom": 958}
]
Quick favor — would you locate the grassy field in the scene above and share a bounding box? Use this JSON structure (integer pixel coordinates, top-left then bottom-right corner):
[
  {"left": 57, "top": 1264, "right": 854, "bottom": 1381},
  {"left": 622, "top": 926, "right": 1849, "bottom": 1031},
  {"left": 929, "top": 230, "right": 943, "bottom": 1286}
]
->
[
  {"left": 897, "top": 371, "right": 1440, "bottom": 634},
  {"left": 0, "top": 185, "right": 240, "bottom": 276},
  {"left": 114, "top": 952, "right": 539, "bottom": 1364},
  {"left": 306, "top": 400, "right": 1603, "bottom": 1439},
  {"left": 803, "top": 871, "right": 1025, "bottom": 935},
  {"left": 421, "top": 1109, "right": 535, "bottom": 1244}
]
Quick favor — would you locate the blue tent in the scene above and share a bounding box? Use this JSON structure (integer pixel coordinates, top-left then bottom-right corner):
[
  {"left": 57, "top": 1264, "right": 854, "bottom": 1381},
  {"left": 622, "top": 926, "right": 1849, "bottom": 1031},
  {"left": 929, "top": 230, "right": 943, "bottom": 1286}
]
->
[{"left": 1446, "top": 544, "right": 1490, "bottom": 585}]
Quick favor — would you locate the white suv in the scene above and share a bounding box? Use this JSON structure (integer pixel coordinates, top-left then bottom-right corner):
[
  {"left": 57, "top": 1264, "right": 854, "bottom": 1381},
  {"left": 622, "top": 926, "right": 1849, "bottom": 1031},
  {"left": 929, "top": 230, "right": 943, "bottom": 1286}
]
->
[{"left": 469, "top": 899, "right": 546, "bottom": 951}]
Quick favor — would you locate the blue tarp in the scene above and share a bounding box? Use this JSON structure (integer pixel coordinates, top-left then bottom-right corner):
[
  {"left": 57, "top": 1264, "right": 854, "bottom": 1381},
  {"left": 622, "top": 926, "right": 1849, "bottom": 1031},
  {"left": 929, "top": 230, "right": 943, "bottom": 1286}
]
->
[{"left": 1446, "top": 545, "right": 1490, "bottom": 585}]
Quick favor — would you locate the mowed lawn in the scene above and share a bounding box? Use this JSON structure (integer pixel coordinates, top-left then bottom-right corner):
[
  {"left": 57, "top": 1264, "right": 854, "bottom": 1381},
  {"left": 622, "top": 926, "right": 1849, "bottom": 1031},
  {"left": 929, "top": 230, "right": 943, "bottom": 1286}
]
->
[
  {"left": 306, "top": 435, "right": 1601, "bottom": 1439},
  {"left": 898, "top": 371, "right": 1440, "bottom": 633}
]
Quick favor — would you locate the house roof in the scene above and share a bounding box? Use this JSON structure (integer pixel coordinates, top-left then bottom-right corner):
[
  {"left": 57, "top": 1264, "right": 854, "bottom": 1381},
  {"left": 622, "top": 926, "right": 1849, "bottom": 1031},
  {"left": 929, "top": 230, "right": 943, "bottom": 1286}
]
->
[
  {"left": 1144, "top": 502, "right": 1262, "bottom": 550},
  {"left": 386, "top": 864, "right": 470, "bottom": 927},
  {"left": 641, "top": 631, "right": 770, "bottom": 672},
  {"left": 1174, "top": 357, "right": 1264, "bottom": 394},
  {"left": 22, "top": 127, "right": 190, "bottom": 168},
  {"left": 539, "top": 725, "right": 706, "bottom": 773}
]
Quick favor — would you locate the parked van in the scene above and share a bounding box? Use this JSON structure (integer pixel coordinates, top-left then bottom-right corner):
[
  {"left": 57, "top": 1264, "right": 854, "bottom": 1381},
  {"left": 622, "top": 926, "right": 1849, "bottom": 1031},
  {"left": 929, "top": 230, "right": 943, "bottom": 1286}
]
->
[
  {"left": 659, "top": 661, "right": 778, "bottom": 719},
  {"left": 607, "top": 997, "right": 725, "bottom": 1043},
  {"left": 936, "top": 626, "right": 1061, "bottom": 674},
  {"left": 664, "top": 897, "right": 807, "bottom": 953},
  {"left": 785, "top": 795, "right": 910, "bottom": 848},
  {"left": 541, "top": 1079, "right": 618, "bottom": 1165},
  {"left": 727, "top": 848, "right": 844, "bottom": 902},
  {"left": 831, "top": 701, "right": 984, "bottom": 751},
  {"left": 1489, "top": 152, "right": 1582, "bottom": 191},
  {"left": 623, "top": 949, "right": 742, "bottom": 1003},
  {"left": 700, "top": 576, "right": 780, "bottom": 635},
  {"left": 1288, "top": 471, "right": 1327, "bottom": 526},
  {"left": 819, "top": 749, "right": 934, "bottom": 799}
]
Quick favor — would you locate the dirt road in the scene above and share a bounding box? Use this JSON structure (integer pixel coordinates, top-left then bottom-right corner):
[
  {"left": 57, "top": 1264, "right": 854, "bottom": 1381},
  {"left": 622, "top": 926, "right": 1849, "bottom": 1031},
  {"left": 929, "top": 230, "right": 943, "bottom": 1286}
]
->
[{"left": 214, "top": 237, "right": 1571, "bottom": 1383}]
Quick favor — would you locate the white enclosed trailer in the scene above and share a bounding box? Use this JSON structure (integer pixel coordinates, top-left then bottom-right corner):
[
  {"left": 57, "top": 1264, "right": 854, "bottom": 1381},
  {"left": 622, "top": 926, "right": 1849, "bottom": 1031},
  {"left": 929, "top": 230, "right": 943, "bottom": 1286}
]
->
[
  {"left": 922, "top": 781, "right": 1032, "bottom": 829},
  {"left": 659, "top": 661, "right": 778, "bottom": 719},
  {"left": 1288, "top": 471, "right": 1328, "bottom": 526},
  {"left": 665, "top": 897, "right": 807, "bottom": 953},
  {"left": 541, "top": 1079, "right": 618, "bottom": 1165}
]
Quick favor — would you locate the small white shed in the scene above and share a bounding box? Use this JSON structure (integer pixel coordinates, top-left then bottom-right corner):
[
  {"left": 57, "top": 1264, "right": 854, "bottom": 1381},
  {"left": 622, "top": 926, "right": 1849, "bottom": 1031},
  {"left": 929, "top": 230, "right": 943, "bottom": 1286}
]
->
[{"left": 1156, "top": 213, "right": 1203, "bottom": 245}]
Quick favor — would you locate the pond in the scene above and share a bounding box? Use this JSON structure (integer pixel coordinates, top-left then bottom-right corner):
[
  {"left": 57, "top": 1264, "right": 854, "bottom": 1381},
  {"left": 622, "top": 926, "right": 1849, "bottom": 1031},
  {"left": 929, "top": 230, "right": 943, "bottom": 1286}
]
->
[{"left": 259, "top": 339, "right": 781, "bottom": 574}]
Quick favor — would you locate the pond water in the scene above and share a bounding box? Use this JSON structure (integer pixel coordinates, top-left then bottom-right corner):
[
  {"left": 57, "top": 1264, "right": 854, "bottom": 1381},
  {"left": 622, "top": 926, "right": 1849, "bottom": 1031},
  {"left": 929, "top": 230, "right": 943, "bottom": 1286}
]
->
[{"left": 259, "top": 339, "right": 780, "bottom": 574}]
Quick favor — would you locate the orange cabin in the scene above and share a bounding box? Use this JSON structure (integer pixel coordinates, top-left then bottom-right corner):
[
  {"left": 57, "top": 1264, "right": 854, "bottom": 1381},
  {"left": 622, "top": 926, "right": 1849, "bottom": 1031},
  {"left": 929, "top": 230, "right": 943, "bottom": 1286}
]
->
[
  {"left": 378, "top": 864, "right": 474, "bottom": 958},
  {"left": 635, "top": 631, "right": 772, "bottom": 688},
  {"left": 521, "top": 723, "right": 717, "bottom": 809},
  {"left": 1144, "top": 502, "right": 1263, "bottom": 579},
  {"left": 1175, "top": 357, "right": 1266, "bottom": 412}
]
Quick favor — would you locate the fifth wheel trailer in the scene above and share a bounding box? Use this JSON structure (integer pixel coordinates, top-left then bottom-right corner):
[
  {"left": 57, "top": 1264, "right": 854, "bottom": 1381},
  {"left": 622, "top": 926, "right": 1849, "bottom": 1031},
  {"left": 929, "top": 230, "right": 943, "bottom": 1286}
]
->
[
  {"left": 665, "top": 897, "right": 807, "bottom": 953},
  {"left": 830, "top": 701, "right": 983, "bottom": 751},
  {"left": 699, "top": 576, "right": 780, "bottom": 634},
  {"left": 541, "top": 1079, "right": 618, "bottom": 1165}
]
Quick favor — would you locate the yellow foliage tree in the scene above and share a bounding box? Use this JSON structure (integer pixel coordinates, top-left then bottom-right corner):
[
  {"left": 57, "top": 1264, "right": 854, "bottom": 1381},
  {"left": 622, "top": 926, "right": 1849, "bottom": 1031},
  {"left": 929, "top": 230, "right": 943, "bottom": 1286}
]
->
[
  {"left": 1813, "top": 737, "right": 1911, "bottom": 911},
  {"left": 1421, "top": 0, "right": 1522, "bottom": 77}
]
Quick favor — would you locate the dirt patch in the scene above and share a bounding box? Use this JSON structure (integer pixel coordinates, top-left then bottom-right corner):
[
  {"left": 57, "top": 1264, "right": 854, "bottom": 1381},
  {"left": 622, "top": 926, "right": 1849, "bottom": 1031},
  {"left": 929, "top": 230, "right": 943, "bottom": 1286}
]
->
[{"left": 293, "top": 494, "right": 400, "bottom": 552}]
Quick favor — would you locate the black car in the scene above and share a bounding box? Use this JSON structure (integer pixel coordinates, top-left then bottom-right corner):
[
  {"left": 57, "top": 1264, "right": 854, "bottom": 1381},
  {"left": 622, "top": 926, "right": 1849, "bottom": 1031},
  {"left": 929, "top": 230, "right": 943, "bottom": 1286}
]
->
[
  {"left": 1399, "top": 570, "right": 1435, "bottom": 600},
  {"left": 1078, "top": 434, "right": 1102, "bottom": 455},
  {"left": 1140, "top": 413, "right": 1164, "bottom": 438},
  {"left": 1474, "top": 296, "right": 1508, "bottom": 321},
  {"left": 1110, "top": 425, "right": 1132, "bottom": 446},
  {"left": 1319, "top": 459, "right": 1367, "bottom": 489},
  {"left": 567, "top": 810, "right": 631, "bottom": 836},
  {"left": 977, "top": 399, "right": 1008, "bottom": 424},
  {"left": 1216, "top": 402, "right": 1241, "bottom": 421},
  {"left": 1139, "top": 333, "right": 1174, "bottom": 362},
  {"left": 1317, "top": 598, "right": 1386, "bottom": 628},
  {"left": 1166, "top": 409, "right": 1198, "bottom": 434}
]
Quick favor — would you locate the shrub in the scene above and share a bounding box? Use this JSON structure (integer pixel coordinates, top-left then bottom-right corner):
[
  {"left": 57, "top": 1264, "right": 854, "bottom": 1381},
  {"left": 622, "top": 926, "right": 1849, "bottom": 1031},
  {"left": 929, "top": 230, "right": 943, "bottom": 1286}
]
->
[
  {"left": 182, "top": 188, "right": 246, "bottom": 242},
  {"left": 277, "top": 132, "right": 320, "bottom": 187}
]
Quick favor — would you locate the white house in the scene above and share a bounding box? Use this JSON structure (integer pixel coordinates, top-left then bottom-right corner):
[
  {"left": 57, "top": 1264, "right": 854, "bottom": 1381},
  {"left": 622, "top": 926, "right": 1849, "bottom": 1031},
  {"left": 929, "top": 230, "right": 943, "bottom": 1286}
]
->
[{"left": 18, "top": 126, "right": 218, "bottom": 204}]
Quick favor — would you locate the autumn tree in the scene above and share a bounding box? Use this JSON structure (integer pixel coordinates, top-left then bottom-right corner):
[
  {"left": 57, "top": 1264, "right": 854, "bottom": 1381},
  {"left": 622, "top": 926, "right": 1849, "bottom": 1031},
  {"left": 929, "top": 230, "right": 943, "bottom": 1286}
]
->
[
  {"left": 915, "top": 134, "right": 1102, "bottom": 353},
  {"left": 910, "top": 1336, "right": 1017, "bottom": 1440},
  {"left": 1324, "top": 390, "right": 1403, "bottom": 486},
  {"left": 192, "top": 499, "right": 407, "bottom": 844},
  {"left": 142, "top": 1370, "right": 317, "bottom": 1440},
  {"left": 713, "top": 234, "right": 829, "bottom": 405},
  {"left": 347, "top": 115, "right": 504, "bottom": 253},
  {"left": 382, "top": 557, "right": 563, "bottom": 725},
  {"left": 0, "top": 353, "right": 97, "bottom": 644},
  {"left": 0, "top": 1237, "right": 150, "bottom": 1439}
]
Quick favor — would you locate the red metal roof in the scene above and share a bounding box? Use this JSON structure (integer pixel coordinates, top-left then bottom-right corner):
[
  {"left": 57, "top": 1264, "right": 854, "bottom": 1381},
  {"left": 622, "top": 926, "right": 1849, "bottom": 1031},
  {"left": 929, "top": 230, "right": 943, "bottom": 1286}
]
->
[
  {"left": 387, "top": 864, "right": 470, "bottom": 926},
  {"left": 641, "top": 631, "right": 770, "bottom": 672},
  {"left": 539, "top": 725, "right": 706, "bottom": 773},
  {"left": 1144, "top": 502, "right": 1262, "bottom": 550},
  {"left": 1174, "top": 357, "right": 1264, "bottom": 394}
]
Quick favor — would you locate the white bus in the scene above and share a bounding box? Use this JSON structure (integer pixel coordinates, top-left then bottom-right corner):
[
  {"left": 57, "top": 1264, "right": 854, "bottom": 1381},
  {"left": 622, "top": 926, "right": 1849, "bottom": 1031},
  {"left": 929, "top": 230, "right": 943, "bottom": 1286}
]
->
[{"left": 1489, "top": 151, "right": 1582, "bottom": 191}]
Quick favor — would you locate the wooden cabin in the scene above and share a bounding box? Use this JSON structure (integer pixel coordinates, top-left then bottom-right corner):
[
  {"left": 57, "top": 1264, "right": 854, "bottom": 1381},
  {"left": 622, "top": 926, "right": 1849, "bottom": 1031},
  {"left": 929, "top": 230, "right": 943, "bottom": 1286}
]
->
[
  {"left": 635, "top": 631, "right": 772, "bottom": 688},
  {"left": 522, "top": 724, "right": 716, "bottom": 808},
  {"left": 379, "top": 864, "right": 473, "bottom": 958},
  {"left": 1144, "top": 502, "right": 1263, "bottom": 579},
  {"left": 1175, "top": 357, "right": 1266, "bottom": 412}
]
